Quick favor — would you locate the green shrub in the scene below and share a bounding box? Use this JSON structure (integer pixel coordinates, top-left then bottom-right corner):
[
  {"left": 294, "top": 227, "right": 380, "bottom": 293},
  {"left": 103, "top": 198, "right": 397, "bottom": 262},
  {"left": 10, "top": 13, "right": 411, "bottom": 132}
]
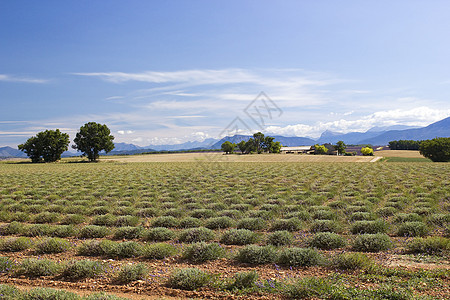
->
[
  {"left": 60, "top": 214, "right": 86, "bottom": 225},
  {"left": 235, "top": 245, "right": 276, "bottom": 265},
  {"left": 33, "top": 212, "right": 60, "bottom": 224},
  {"left": 167, "top": 268, "right": 211, "bottom": 290},
  {"left": 205, "top": 216, "right": 235, "bottom": 230},
  {"left": 276, "top": 247, "right": 322, "bottom": 267},
  {"left": 178, "top": 227, "right": 214, "bottom": 243},
  {"left": 23, "top": 224, "right": 52, "bottom": 237},
  {"left": 351, "top": 219, "right": 388, "bottom": 234},
  {"left": 396, "top": 221, "right": 429, "bottom": 237},
  {"left": 115, "top": 216, "right": 139, "bottom": 227},
  {"left": 190, "top": 209, "right": 216, "bottom": 219},
  {"left": 0, "top": 284, "right": 22, "bottom": 299},
  {"left": 0, "top": 237, "right": 34, "bottom": 252},
  {"left": 312, "top": 210, "right": 337, "bottom": 220},
  {"left": 220, "top": 229, "right": 258, "bottom": 245},
  {"left": 427, "top": 213, "right": 450, "bottom": 226},
  {"left": 110, "top": 241, "right": 143, "bottom": 258},
  {"left": 35, "top": 237, "right": 72, "bottom": 254},
  {"left": 266, "top": 230, "right": 293, "bottom": 246},
  {"left": 237, "top": 218, "right": 266, "bottom": 231},
  {"left": 375, "top": 207, "right": 397, "bottom": 217},
  {"left": 50, "top": 225, "right": 78, "bottom": 238},
  {"left": 15, "top": 258, "right": 60, "bottom": 277},
  {"left": 92, "top": 214, "right": 117, "bottom": 226},
  {"left": 83, "top": 292, "right": 129, "bottom": 300},
  {"left": 79, "top": 225, "right": 111, "bottom": 239},
  {"left": 372, "top": 285, "right": 413, "bottom": 300},
  {"left": 136, "top": 207, "right": 159, "bottom": 218},
  {"left": 310, "top": 220, "right": 341, "bottom": 233},
  {"left": 23, "top": 287, "right": 80, "bottom": 300},
  {"left": 283, "top": 277, "right": 329, "bottom": 299},
  {"left": 77, "top": 240, "right": 117, "bottom": 257},
  {"left": 62, "top": 260, "right": 105, "bottom": 280},
  {"left": 178, "top": 217, "right": 202, "bottom": 228},
  {"left": 406, "top": 237, "right": 449, "bottom": 255},
  {"left": 112, "top": 226, "right": 143, "bottom": 240},
  {"left": 182, "top": 242, "right": 226, "bottom": 263},
  {"left": 115, "top": 263, "right": 148, "bottom": 284},
  {"left": 309, "top": 232, "right": 346, "bottom": 250},
  {"left": 0, "top": 256, "right": 13, "bottom": 272},
  {"left": 394, "top": 213, "right": 422, "bottom": 223},
  {"left": 285, "top": 211, "right": 311, "bottom": 221},
  {"left": 151, "top": 216, "right": 179, "bottom": 228},
  {"left": 352, "top": 234, "right": 392, "bottom": 252},
  {"left": 270, "top": 218, "right": 302, "bottom": 232},
  {"left": 227, "top": 271, "right": 258, "bottom": 290},
  {"left": 0, "top": 221, "right": 24, "bottom": 235},
  {"left": 142, "top": 243, "right": 178, "bottom": 259},
  {"left": 332, "top": 252, "right": 373, "bottom": 270},
  {"left": 350, "top": 212, "right": 375, "bottom": 221},
  {"left": 218, "top": 209, "right": 243, "bottom": 219},
  {"left": 142, "top": 227, "right": 175, "bottom": 242}
]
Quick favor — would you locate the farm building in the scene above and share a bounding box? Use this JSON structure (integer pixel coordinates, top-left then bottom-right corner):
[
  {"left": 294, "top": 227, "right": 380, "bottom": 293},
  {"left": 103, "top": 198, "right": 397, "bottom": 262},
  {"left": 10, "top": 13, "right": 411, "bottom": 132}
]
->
[{"left": 280, "top": 146, "right": 313, "bottom": 154}]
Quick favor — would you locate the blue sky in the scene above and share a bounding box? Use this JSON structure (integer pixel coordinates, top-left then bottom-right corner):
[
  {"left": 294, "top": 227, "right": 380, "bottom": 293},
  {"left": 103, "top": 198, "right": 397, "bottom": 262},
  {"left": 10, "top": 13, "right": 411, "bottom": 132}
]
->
[{"left": 1, "top": 1, "right": 450, "bottom": 147}]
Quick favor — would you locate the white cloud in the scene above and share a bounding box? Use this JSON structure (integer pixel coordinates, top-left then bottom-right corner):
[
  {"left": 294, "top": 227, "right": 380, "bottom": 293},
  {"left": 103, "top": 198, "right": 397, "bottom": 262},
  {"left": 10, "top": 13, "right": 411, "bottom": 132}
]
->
[
  {"left": 0, "top": 74, "right": 49, "bottom": 84},
  {"left": 266, "top": 106, "right": 450, "bottom": 138}
]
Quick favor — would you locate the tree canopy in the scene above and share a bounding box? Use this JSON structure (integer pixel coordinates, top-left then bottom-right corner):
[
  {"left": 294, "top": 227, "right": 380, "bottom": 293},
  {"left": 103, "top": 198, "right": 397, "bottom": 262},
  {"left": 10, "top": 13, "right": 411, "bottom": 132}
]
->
[
  {"left": 73, "top": 122, "right": 115, "bottom": 161},
  {"left": 333, "top": 141, "right": 346, "bottom": 155},
  {"left": 419, "top": 137, "right": 450, "bottom": 162},
  {"left": 18, "top": 129, "right": 69, "bottom": 163},
  {"left": 361, "top": 146, "right": 374, "bottom": 156},
  {"left": 222, "top": 132, "right": 282, "bottom": 154},
  {"left": 221, "top": 141, "right": 236, "bottom": 154}
]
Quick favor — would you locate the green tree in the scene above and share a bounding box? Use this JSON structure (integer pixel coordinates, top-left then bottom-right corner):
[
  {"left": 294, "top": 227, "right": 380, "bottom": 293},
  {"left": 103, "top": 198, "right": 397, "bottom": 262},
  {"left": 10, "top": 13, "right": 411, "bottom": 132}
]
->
[
  {"left": 361, "top": 147, "right": 374, "bottom": 156},
  {"left": 221, "top": 141, "right": 236, "bottom": 154},
  {"left": 18, "top": 129, "right": 69, "bottom": 163},
  {"left": 237, "top": 141, "right": 247, "bottom": 154},
  {"left": 334, "top": 141, "right": 347, "bottom": 155},
  {"left": 314, "top": 144, "right": 328, "bottom": 155},
  {"left": 253, "top": 132, "right": 265, "bottom": 154},
  {"left": 419, "top": 137, "right": 450, "bottom": 162},
  {"left": 72, "top": 122, "right": 115, "bottom": 161}
]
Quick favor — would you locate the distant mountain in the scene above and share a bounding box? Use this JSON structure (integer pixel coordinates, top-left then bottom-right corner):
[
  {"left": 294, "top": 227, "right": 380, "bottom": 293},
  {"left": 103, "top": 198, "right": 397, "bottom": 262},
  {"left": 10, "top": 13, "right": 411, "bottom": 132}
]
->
[
  {"left": 0, "top": 146, "right": 27, "bottom": 158},
  {"left": 145, "top": 138, "right": 218, "bottom": 151},
  {"left": 359, "top": 117, "right": 450, "bottom": 145},
  {"left": 317, "top": 130, "right": 384, "bottom": 145},
  {"left": 211, "top": 134, "right": 315, "bottom": 149},
  {"left": 366, "top": 125, "right": 419, "bottom": 132},
  {"left": 113, "top": 143, "right": 142, "bottom": 151}
]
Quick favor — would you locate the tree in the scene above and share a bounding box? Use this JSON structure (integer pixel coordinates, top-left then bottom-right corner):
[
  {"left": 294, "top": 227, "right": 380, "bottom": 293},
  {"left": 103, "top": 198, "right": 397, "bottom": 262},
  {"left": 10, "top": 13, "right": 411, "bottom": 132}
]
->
[
  {"left": 237, "top": 141, "right": 247, "bottom": 154},
  {"left": 18, "top": 129, "right": 69, "bottom": 163},
  {"left": 334, "top": 141, "right": 346, "bottom": 155},
  {"left": 419, "top": 137, "right": 450, "bottom": 162},
  {"left": 73, "top": 122, "right": 115, "bottom": 161},
  {"left": 252, "top": 132, "right": 265, "bottom": 153},
  {"left": 361, "top": 146, "right": 374, "bottom": 156},
  {"left": 221, "top": 141, "right": 236, "bottom": 154},
  {"left": 314, "top": 144, "right": 328, "bottom": 155}
]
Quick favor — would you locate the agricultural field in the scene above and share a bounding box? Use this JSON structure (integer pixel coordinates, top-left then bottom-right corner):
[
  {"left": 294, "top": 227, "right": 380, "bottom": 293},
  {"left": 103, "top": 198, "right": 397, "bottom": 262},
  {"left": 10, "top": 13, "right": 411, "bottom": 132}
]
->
[{"left": 0, "top": 160, "right": 448, "bottom": 299}]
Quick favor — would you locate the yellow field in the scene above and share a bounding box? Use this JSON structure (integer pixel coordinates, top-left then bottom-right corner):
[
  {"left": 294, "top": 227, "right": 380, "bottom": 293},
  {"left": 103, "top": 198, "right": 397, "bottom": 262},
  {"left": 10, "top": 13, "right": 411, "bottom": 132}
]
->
[
  {"left": 374, "top": 150, "right": 423, "bottom": 158},
  {"left": 102, "top": 152, "right": 377, "bottom": 163}
]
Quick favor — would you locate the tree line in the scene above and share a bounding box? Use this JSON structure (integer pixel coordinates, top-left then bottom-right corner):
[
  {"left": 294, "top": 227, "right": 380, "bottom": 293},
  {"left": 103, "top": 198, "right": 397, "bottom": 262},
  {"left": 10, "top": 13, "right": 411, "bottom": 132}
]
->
[
  {"left": 18, "top": 122, "right": 115, "bottom": 162},
  {"left": 388, "top": 140, "right": 422, "bottom": 150}
]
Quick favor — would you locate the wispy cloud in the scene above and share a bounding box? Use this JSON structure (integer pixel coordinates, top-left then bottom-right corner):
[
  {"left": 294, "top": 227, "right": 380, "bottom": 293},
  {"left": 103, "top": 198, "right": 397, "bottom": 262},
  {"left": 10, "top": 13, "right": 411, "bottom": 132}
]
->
[{"left": 0, "top": 74, "right": 49, "bottom": 84}]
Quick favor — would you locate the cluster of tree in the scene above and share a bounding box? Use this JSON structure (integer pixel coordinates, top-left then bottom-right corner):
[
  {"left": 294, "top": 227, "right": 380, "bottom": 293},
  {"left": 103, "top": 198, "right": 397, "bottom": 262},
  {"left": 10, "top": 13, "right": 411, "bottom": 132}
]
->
[
  {"left": 18, "top": 122, "right": 115, "bottom": 163},
  {"left": 419, "top": 137, "right": 450, "bottom": 162},
  {"left": 388, "top": 140, "right": 422, "bottom": 150},
  {"left": 314, "top": 141, "right": 347, "bottom": 155},
  {"left": 221, "top": 132, "right": 282, "bottom": 154},
  {"left": 361, "top": 146, "right": 374, "bottom": 156}
]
